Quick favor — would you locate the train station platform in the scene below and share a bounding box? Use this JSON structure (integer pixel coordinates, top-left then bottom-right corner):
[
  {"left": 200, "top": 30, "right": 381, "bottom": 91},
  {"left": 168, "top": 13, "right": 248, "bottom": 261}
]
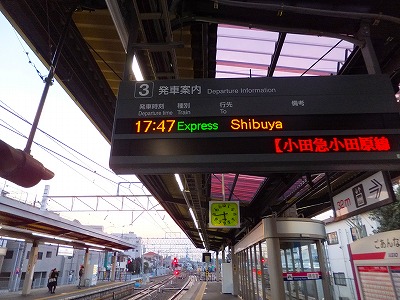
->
[
  {"left": 182, "top": 281, "right": 238, "bottom": 300},
  {"left": 0, "top": 280, "right": 125, "bottom": 300},
  {"left": 0, "top": 279, "right": 237, "bottom": 300}
]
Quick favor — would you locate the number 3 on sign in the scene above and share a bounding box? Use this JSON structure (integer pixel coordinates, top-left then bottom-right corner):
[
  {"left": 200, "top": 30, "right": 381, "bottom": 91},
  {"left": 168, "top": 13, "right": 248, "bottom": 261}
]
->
[{"left": 134, "top": 82, "right": 154, "bottom": 98}]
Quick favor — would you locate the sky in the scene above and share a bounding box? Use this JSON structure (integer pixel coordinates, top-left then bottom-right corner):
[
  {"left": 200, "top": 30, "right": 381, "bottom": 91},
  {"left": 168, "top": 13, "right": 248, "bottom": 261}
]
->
[{"left": 0, "top": 12, "right": 184, "bottom": 239}]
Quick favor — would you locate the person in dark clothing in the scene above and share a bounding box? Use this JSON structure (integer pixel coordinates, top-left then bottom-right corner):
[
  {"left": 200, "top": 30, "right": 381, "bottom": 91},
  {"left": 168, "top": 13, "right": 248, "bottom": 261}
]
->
[
  {"left": 47, "top": 268, "right": 59, "bottom": 294},
  {"left": 78, "top": 265, "right": 84, "bottom": 288}
]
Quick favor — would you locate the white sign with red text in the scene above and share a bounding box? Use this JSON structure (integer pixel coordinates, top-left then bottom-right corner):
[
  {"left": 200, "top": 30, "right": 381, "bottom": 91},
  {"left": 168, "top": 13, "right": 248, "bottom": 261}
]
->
[{"left": 333, "top": 171, "right": 391, "bottom": 219}]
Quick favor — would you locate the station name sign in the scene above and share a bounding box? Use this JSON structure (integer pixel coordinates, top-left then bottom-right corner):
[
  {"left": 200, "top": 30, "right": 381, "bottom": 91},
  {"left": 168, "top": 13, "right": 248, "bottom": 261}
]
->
[{"left": 110, "top": 75, "right": 400, "bottom": 174}]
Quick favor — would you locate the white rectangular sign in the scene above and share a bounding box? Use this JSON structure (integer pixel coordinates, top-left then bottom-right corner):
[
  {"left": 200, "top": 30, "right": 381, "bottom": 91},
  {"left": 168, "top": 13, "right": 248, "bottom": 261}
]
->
[
  {"left": 57, "top": 245, "right": 74, "bottom": 256},
  {"left": 333, "top": 171, "right": 392, "bottom": 219}
]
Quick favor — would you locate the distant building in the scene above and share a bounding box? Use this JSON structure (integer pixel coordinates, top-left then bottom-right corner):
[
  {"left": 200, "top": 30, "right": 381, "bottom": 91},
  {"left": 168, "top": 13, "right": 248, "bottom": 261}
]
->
[
  {"left": 0, "top": 239, "right": 97, "bottom": 292},
  {"left": 0, "top": 229, "right": 144, "bottom": 292},
  {"left": 324, "top": 212, "right": 379, "bottom": 300},
  {"left": 111, "top": 232, "right": 143, "bottom": 259}
]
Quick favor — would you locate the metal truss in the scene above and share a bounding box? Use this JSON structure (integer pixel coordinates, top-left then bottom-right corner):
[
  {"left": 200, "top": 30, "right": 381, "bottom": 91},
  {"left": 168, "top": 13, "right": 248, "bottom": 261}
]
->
[
  {"left": 46, "top": 194, "right": 164, "bottom": 213},
  {"left": 142, "top": 237, "right": 206, "bottom": 259}
]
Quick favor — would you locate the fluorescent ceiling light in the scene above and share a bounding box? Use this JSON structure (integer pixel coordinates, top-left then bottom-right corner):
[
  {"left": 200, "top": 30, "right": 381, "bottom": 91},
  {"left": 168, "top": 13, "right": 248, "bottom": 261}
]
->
[
  {"left": 44, "top": 242, "right": 59, "bottom": 246},
  {"left": 193, "top": 219, "right": 199, "bottom": 230},
  {"left": 176, "top": 174, "right": 205, "bottom": 247},
  {"left": 189, "top": 207, "right": 196, "bottom": 220},
  {"left": 199, "top": 232, "right": 204, "bottom": 242},
  {"left": 89, "top": 248, "right": 104, "bottom": 252},
  {"left": 175, "top": 174, "right": 184, "bottom": 191},
  {"left": 189, "top": 208, "right": 199, "bottom": 229},
  {"left": 112, "top": 248, "right": 124, "bottom": 252},
  {"left": 0, "top": 236, "right": 25, "bottom": 242},
  {"left": 32, "top": 232, "right": 72, "bottom": 242},
  {"left": 133, "top": 56, "right": 144, "bottom": 81},
  {"left": 85, "top": 242, "right": 105, "bottom": 249}
]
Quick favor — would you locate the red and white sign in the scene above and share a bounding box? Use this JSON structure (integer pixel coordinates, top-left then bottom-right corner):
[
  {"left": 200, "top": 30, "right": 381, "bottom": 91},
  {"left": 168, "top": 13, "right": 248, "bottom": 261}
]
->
[
  {"left": 349, "top": 230, "right": 400, "bottom": 300},
  {"left": 283, "top": 271, "right": 322, "bottom": 281}
]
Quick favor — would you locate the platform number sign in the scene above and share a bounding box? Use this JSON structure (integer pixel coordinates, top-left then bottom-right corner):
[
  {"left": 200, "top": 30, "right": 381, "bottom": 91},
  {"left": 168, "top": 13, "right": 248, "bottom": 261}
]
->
[{"left": 134, "top": 82, "right": 154, "bottom": 98}]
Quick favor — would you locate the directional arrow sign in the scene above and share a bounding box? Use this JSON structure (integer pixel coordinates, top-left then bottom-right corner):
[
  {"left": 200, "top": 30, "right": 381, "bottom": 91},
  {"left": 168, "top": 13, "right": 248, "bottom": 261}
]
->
[
  {"left": 333, "top": 171, "right": 393, "bottom": 220},
  {"left": 369, "top": 179, "right": 383, "bottom": 199}
]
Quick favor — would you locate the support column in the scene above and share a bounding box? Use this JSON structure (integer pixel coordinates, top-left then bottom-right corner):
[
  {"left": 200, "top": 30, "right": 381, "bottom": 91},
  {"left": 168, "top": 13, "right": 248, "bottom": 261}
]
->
[
  {"left": 21, "top": 241, "right": 38, "bottom": 295},
  {"left": 110, "top": 252, "right": 117, "bottom": 281},
  {"left": 267, "top": 237, "right": 285, "bottom": 300},
  {"left": 316, "top": 239, "right": 333, "bottom": 300},
  {"left": 358, "top": 22, "right": 382, "bottom": 75},
  {"left": 215, "top": 251, "right": 220, "bottom": 281},
  {"left": 231, "top": 246, "right": 240, "bottom": 296},
  {"left": 82, "top": 248, "right": 90, "bottom": 286},
  {"left": 266, "top": 218, "right": 285, "bottom": 300}
]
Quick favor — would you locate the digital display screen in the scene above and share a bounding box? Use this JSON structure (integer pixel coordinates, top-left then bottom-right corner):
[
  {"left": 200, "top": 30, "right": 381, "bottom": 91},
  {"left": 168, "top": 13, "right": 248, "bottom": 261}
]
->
[
  {"left": 110, "top": 75, "right": 400, "bottom": 174},
  {"left": 114, "top": 113, "right": 400, "bottom": 134},
  {"left": 111, "top": 135, "right": 398, "bottom": 156}
]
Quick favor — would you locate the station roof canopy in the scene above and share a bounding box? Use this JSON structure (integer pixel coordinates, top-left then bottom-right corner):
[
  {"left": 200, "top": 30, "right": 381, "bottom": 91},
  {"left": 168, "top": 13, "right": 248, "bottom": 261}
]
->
[
  {"left": 0, "top": 0, "right": 399, "bottom": 252},
  {"left": 0, "top": 195, "right": 134, "bottom": 251}
]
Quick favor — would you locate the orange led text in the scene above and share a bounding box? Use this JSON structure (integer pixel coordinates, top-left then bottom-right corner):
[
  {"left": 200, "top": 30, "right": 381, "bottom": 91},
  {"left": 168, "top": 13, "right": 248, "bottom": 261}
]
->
[{"left": 231, "top": 118, "right": 283, "bottom": 131}]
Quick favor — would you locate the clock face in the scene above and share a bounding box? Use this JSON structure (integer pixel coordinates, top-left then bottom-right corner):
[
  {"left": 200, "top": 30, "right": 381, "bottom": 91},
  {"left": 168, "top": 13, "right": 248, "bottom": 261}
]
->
[{"left": 209, "top": 201, "right": 240, "bottom": 228}]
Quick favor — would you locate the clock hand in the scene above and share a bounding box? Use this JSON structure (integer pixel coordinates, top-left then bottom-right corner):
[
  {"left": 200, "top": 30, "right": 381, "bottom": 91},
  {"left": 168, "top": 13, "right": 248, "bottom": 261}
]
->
[{"left": 212, "top": 213, "right": 226, "bottom": 216}]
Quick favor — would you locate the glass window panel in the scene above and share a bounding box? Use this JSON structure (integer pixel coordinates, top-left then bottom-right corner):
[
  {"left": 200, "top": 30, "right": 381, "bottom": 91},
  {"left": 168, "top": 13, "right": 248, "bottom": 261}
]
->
[
  {"left": 281, "top": 241, "right": 324, "bottom": 299},
  {"left": 327, "top": 231, "right": 339, "bottom": 245},
  {"left": 333, "top": 272, "right": 347, "bottom": 286},
  {"left": 261, "top": 241, "right": 270, "bottom": 299}
]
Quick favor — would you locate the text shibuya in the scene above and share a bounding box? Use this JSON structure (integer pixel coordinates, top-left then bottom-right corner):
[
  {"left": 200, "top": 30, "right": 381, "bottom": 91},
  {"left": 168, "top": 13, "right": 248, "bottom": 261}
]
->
[{"left": 230, "top": 118, "right": 283, "bottom": 131}]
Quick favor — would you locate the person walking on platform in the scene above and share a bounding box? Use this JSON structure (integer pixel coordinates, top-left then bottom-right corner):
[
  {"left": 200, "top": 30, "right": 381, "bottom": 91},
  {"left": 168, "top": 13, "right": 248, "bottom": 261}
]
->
[
  {"left": 47, "top": 268, "right": 59, "bottom": 294},
  {"left": 78, "top": 265, "right": 84, "bottom": 288}
]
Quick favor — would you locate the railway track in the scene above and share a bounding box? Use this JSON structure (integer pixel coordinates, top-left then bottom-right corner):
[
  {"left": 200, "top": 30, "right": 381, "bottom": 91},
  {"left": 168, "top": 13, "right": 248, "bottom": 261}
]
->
[{"left": 122, "top": 273, "right": 195, "bottom": 300}]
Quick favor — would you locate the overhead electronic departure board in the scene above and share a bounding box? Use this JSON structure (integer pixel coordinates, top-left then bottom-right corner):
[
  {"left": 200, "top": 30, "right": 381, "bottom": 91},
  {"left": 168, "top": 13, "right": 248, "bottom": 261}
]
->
[{"left": 109, "top": 75, "right": 400, "bottom": 174}]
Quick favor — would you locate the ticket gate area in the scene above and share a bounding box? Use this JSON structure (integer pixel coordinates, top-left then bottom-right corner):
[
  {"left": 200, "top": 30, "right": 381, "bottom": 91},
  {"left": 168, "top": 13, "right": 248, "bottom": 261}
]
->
[{"left": 234, "top": 217, "right": 331, "bottom": 300}]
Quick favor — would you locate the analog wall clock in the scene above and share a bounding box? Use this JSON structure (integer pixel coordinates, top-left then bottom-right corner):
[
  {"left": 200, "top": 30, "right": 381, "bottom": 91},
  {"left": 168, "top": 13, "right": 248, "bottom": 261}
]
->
[{"left": 209, "top": 201, "right": 240, "bottom": 228}]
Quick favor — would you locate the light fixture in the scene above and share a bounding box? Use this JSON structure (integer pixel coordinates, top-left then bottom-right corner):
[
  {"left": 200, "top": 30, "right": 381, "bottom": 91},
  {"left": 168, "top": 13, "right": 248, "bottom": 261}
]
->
[
  {"left": 32, "top": 232, "right": 72, "bottom": 242},
  {"left": 112, "top": 247, "right": 124, "bottom": 252},
  {"left": 0, "top": 236, "right": 25, "bottom": 242},
  {"left": 44, "top": 242, "right": 59, "bottom": 246},
  {"left": 189, "top": 208, "right": 199, "bottom": 230},
  {"left": 132, "top": 56, "right": 144, "bottom": 81},
  {"left": 88, "top": 248, "right": 104, "bottom": 252},
  {"left": 85, "top": 242, "right": 105, "bottom": 249},
  {"left": 175, "top": 174, "right": 184, "bottom": 191},
  {"left": 175, "top": 174, "right": 206, "bottom": 248}
]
